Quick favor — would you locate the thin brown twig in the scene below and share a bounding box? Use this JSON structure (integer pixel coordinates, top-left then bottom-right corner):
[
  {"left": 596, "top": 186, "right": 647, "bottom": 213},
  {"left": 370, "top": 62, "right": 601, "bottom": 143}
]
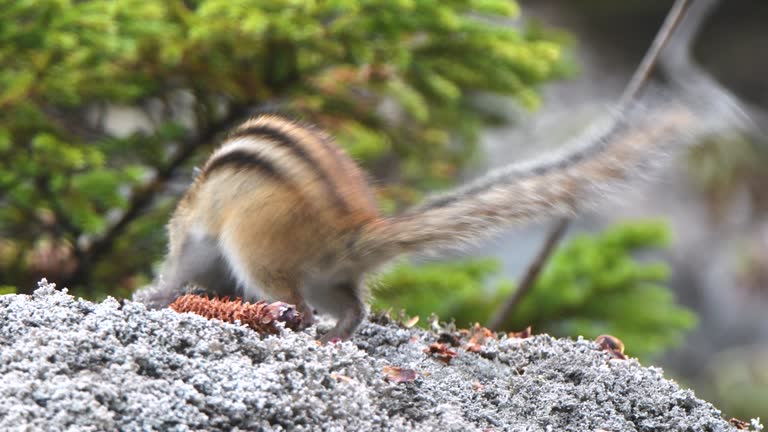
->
[
  {"left": 488, "top": 0, "right": 692, "bottom": 331},
  {"left": 39, "top": 176, "right": 83, "bottom": 241},
  {"left": 488, "top": 219, "right": 569, "bottom": 330},
  {"left": 618, "top": 0, "right": 692, "bottom": 106}
]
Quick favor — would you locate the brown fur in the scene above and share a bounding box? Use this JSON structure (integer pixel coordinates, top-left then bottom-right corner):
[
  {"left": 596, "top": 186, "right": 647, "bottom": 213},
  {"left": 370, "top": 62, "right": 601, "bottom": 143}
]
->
[{"left": 145, "top": 100, "right": 705, "bottom": 341}]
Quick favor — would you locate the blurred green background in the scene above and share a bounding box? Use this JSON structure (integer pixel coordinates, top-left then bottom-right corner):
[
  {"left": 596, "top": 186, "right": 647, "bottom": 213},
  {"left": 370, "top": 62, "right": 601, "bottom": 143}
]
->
[{"left": 1, "top": 0, "right": 765, "bottom": 422}]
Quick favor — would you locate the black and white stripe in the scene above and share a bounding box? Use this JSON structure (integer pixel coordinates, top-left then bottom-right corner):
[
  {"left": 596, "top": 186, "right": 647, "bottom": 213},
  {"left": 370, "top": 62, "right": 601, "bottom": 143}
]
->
[
  {"left": 203, "top": 149, "right": 285, "bottom": 180},
  {"left": 204, "top": 119, "right": 351, "bottom": 212}
]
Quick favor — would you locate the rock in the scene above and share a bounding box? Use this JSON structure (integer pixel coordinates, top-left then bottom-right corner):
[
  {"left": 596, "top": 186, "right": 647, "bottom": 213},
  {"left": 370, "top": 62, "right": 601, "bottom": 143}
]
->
[{"left": 0, "top": 280, "right": 758, "bottom": 432}]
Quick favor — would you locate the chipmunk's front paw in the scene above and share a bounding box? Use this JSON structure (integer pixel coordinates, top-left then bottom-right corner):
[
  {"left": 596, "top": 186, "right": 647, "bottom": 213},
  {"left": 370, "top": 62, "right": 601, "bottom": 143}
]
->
[
  {"left": 296, "top": 303, "right": 316, "bottom": 331},
  {"left": 317, "top": 332, "right": 343, "bottom": 344},
  {"left": 317, "top": 324, "right": 353, "bottom": 344}
]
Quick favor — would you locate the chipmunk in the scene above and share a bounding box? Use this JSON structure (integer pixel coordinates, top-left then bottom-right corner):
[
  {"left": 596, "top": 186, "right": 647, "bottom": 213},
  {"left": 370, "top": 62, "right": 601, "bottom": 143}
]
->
[{"left": 136, "top": 94, "right": 706, "bottom": 342}]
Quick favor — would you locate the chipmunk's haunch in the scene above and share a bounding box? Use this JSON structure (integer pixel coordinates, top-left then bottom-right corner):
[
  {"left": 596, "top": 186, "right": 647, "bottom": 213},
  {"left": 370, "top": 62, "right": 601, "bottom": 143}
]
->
[{"left": 142, "top": 98, "right": 699, "bottom": 342}]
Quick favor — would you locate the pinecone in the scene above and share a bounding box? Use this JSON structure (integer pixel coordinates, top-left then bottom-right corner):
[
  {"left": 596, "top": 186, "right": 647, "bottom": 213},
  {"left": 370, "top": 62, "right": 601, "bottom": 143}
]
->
[{"left": 169, "top": 294, "right": 302, "bottom": 334}]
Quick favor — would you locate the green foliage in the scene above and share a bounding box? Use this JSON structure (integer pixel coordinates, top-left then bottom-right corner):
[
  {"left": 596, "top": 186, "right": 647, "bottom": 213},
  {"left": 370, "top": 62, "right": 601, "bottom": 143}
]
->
[
  {"left": 0, "top": 0, "right": 568, "bottom": 296},
  {"left": 0, "top": 0, "right": 698, "bottom": 360},
  {"left": 375, "top": 220, "right": 697, "bottom": 358},
  {"left": 373, "top": 258, "right": 506, "bottom": 325}
]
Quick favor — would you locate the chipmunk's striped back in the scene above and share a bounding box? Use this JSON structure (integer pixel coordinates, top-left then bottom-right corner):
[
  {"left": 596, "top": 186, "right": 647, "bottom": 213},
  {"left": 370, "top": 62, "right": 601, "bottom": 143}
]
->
[
  {"left": 196, "top": 115, "right": 379, "bottom": 227},
  {"left": 156, "top": 116, "right": 382, "bottom": 341}
]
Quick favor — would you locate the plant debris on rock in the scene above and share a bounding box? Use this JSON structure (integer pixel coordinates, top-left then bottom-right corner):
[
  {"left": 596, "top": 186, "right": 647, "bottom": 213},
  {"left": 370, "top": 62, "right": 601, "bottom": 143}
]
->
[{"left": 0, "top": 280, "right": 760, "bottom": 432}]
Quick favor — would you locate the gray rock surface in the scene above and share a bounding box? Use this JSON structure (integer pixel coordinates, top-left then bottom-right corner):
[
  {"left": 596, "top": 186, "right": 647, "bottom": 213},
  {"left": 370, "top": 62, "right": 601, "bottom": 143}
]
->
[{"left": 0, "top": 280, "right": 759, "bottom": 432}]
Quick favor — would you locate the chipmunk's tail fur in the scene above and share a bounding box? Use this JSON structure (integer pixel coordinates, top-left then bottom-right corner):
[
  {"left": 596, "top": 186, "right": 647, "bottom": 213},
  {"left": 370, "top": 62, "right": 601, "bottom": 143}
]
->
[{"left": 355, "top": 88, "right": 747, "bottom": 267}]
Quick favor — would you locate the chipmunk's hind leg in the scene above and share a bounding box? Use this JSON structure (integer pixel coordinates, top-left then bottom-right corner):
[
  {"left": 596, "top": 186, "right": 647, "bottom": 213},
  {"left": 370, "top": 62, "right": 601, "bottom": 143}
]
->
[
  {"left": 187, "top": 252, "right": 239, "bottom": 299},
  {"left": 256, "top": 271, "right": 316, "bottom": 331},
  {"left": 316, "top": 279, "right": 367, "bottom": 343}
]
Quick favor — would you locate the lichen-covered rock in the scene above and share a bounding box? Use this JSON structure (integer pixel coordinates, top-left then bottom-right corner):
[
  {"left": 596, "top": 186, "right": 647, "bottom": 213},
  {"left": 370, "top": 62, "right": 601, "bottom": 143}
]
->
[{"left": 0, "top": 280, "right": 759, "bottom": 432}]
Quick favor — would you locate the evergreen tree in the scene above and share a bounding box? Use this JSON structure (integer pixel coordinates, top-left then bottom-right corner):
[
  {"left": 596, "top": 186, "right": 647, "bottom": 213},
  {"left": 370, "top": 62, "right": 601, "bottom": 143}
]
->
[{"left": 0, "top": 0, "right": 567, "bottom": 297}]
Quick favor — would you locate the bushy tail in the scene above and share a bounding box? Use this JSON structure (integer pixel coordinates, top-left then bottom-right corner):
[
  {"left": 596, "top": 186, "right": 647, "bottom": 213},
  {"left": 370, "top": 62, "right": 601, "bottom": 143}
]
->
[{"left": 355, "top": 88, "right": 749, "bottom": 266}]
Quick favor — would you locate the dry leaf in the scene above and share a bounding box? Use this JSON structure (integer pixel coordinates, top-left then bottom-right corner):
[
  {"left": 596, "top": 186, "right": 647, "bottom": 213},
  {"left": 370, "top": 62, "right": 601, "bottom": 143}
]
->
[
  {"left": 383, "top": 366, "right": 417, "bottom": 383},
  {"left": 728, "top": 418, "right": 750, "bottom": 430},
  {"left": 424, "top": 342, "right": 458, "bottom": 365},
  {"left": 508, "top": 326, "right": 532, "bottom": 339},
  {"left": 404, "top": 315, "right": 420, "bottom": 328},
  {"left": 330, "top": 372, "right": 355, "bottom": 384},
  {"left": 595, "top": 334, "right": 627, "bottom": 360},
  {"left": 464, "top": 323, "right": 497, "bottom": 353}
]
